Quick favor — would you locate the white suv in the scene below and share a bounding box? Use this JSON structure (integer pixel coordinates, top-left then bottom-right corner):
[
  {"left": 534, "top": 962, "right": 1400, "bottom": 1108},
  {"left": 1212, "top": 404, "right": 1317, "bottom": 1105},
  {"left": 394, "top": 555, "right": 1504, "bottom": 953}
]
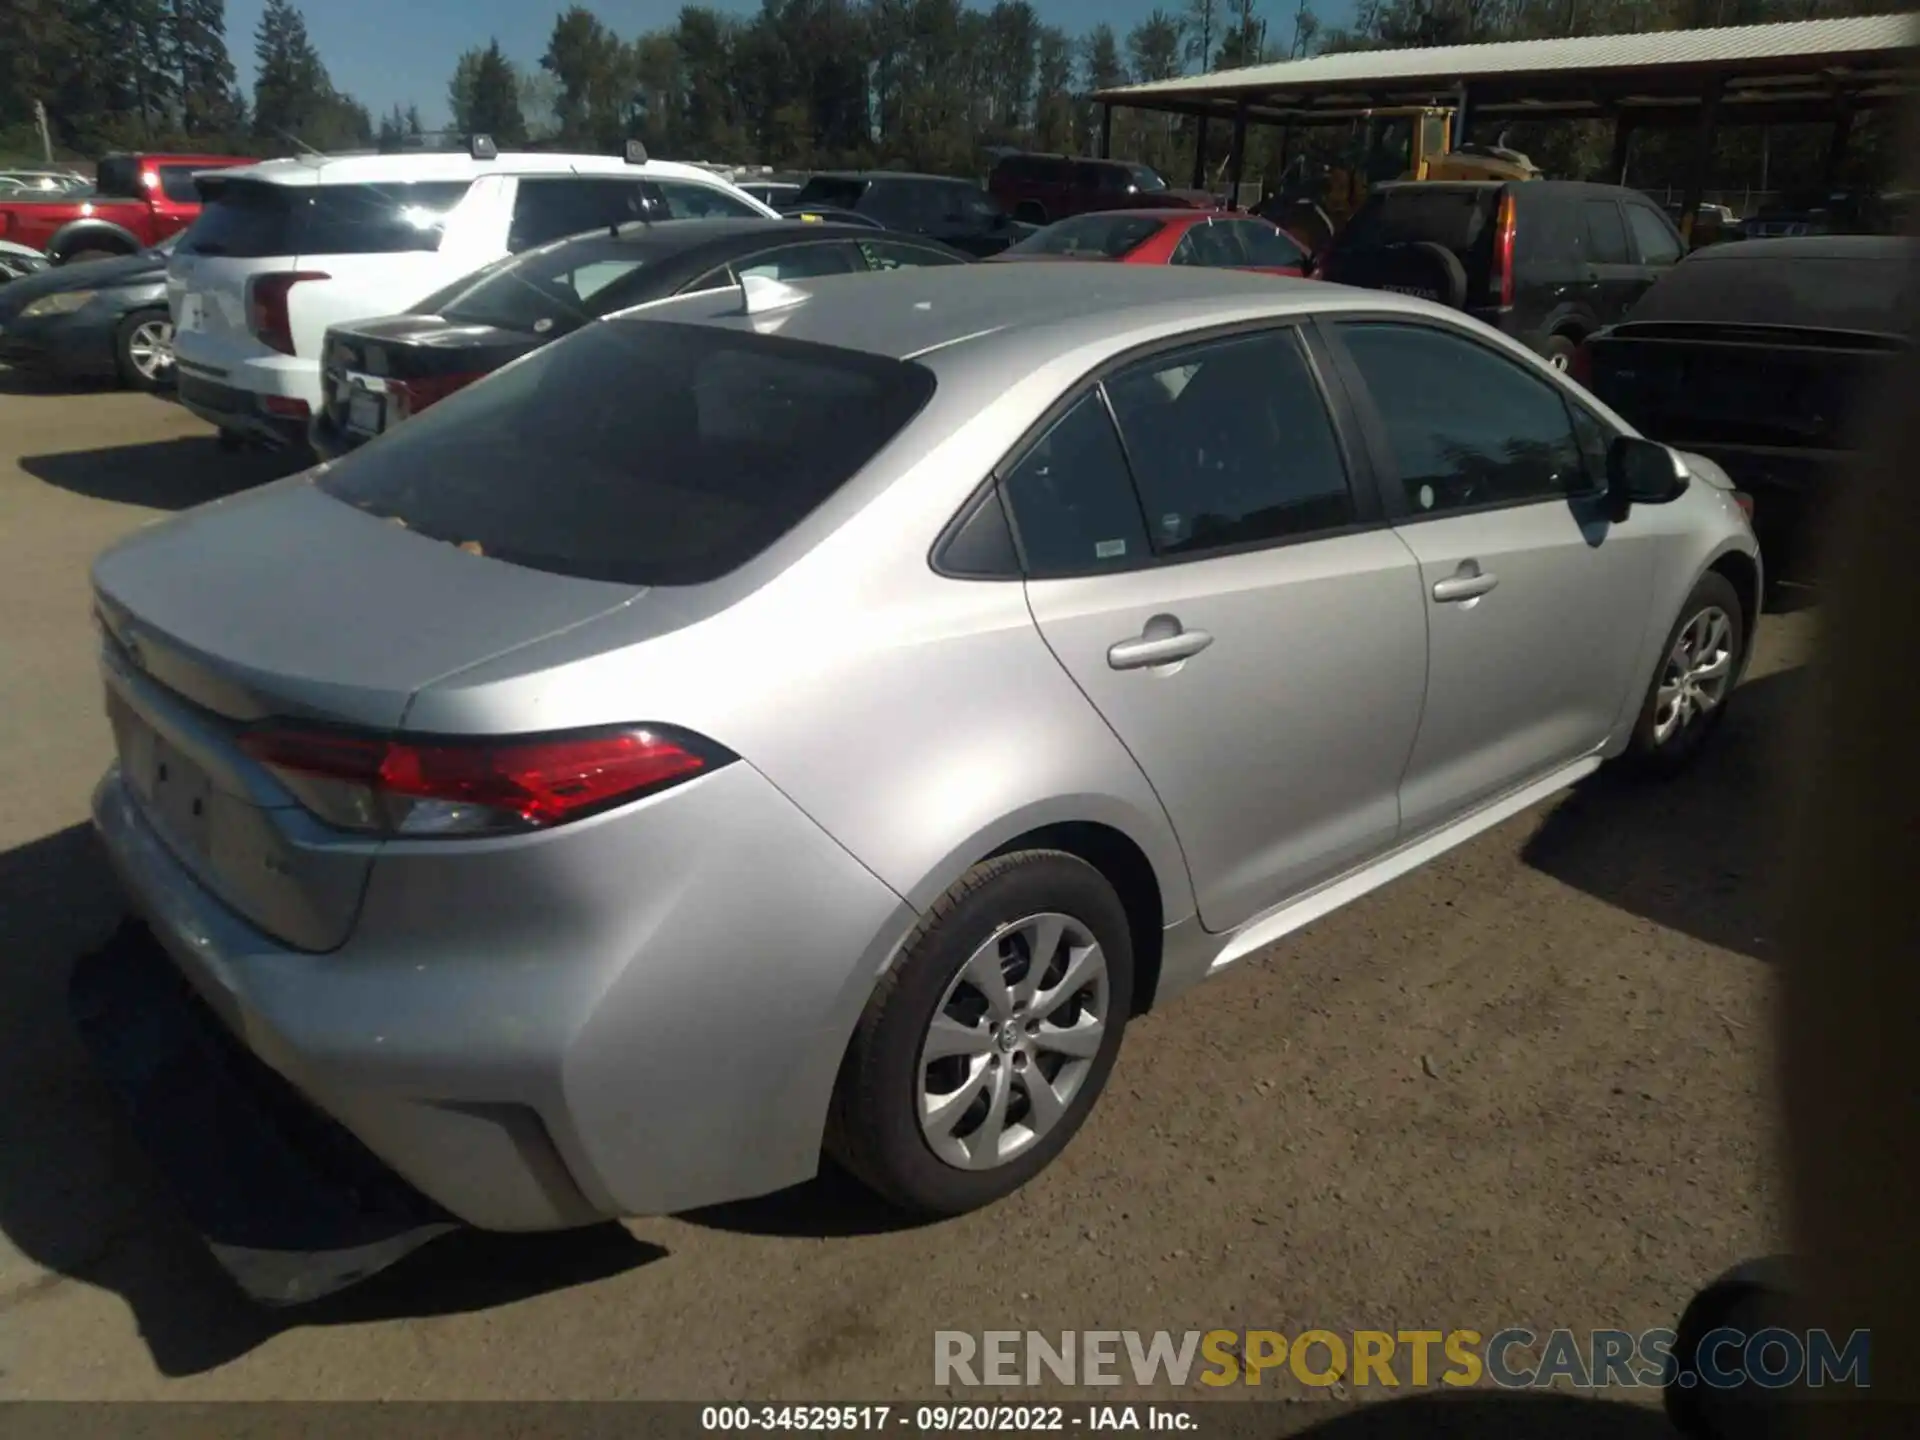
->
[{"left": 167, "top": 146, "right": 777, "bottom": 448}]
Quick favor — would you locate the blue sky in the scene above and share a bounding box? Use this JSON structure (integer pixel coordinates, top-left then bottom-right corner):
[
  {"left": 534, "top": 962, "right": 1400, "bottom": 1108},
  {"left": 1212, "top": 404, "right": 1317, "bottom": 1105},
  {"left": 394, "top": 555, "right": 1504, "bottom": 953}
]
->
[{"left": 226, "top": 0, "right": 1359, "bottom": 127}]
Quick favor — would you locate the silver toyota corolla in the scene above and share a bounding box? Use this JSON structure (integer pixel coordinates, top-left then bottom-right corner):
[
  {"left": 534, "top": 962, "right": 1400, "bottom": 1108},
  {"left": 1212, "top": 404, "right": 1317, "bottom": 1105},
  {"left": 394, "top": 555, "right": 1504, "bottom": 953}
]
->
[{"left": 82, "top": 264, "right": 1759, "bottom": 1298}]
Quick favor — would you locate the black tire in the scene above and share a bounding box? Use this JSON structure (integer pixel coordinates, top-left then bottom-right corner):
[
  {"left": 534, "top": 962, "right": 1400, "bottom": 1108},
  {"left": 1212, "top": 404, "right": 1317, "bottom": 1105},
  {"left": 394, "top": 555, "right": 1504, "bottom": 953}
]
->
[
  {"left": 1540, "top": 332, "right": 1580, "bottom": 371},
  {"left": 1624, "top": 571, "right": 1745, "bottom": 776},
  {"left": 827, "top": 849, "right": 1133, "bottom": 1216},
  {"left": 1012, "top": 201, "right": 1047, "bottom": 225},
  {"left": 113, "top": 308, "right": 173, "bottom": 391},
  {"left": 1664, "top": 1260, "right": 1798, "bottom": 1440}
]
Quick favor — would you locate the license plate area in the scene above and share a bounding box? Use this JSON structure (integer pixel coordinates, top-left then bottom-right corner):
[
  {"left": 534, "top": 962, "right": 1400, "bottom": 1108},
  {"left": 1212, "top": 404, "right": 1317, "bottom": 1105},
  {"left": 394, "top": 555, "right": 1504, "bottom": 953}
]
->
[
  {"left": 177, "top": 294, "right": 204, "bottom": 332},
  {"left": 346, "top": 389, "right": 384, "bottom": 436},
  {"left": 109, "top": 691, "right": 214, "bottom": 861}
]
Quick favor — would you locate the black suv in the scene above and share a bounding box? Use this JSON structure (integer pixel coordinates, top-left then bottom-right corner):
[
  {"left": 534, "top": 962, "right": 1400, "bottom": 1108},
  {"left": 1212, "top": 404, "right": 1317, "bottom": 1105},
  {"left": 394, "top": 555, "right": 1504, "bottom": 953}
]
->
[
  {"left": 790, "top": 172, "right": 1019, "bottom": 257},
  {"left": 1319, "top": 180, "right": 1687, "bottom": 370}
]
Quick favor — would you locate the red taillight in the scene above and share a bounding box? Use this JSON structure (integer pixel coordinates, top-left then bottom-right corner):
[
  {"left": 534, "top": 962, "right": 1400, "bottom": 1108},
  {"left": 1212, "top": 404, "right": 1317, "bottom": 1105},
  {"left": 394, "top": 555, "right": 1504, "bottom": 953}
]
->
[
  {"left": 389, "top": 370, "right": 487, "bottom": 421},
  {"left": 261, "top": 394, "right": 310, "bottom": 419},
  {"left": 247, "top": 270, "right": 329, "bottom": 356},
  {"left": 1494, "top": 193, "right": 1516, "bottom": 310},
  {"left": 1734, "top": 492, "right": 1755, "bottom": 521},
  {"left": 238, "top": 724, "right": 730, "bottom": 836}
]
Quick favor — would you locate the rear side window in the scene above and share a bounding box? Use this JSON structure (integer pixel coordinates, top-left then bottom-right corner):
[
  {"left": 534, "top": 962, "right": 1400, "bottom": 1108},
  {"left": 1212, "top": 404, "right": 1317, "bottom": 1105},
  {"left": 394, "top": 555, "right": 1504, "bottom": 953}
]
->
[
  {"left": 1009, "top": 213, "right": 1165, "bottom": 259},
  {"left": 314, "top": 322, "right": 936, "bottom": 587},
  {"left": 650, "top": 179, "right": 762, "bottom": 220},
  {"left": 1232, "top": 220, "right": 1305, "bottom": 268},
  {"left": 419, "top": 241, "right": 650, "bottom": 336},
  {"left": 510, "top": 178, "right": 651, "bottom": 250},
  {"left": 1000, "top": 393, "right": 1150, "bottom": 576},
  {"left": 95, "top": 157, "right": 142, "bottom": 198},
  {"left": 181, "top": 180, "right": 471, "bottom": 257},
  {"left": 1583, "top": 200, "right": 1631, "bottom": 264},
  {"left": 158, "top": 166, "right": 204, "bottom": 203},
  {"left": 859, "top": 239, "right": 965, "bottom": 270},
  {"left": 1170, "top": 221, "right": 1245, "bottom": 268},
  {"left": 795, "top": 176, "right": 869, "bottom": 211}
]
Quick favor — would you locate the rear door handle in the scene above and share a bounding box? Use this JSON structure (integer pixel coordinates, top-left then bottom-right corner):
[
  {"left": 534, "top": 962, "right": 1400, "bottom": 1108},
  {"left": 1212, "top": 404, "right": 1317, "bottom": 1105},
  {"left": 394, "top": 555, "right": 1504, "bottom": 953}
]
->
[
  {"left": 1432, "top": 567, "right": 1499, "bottom": 603},
  {"left": 1108, "top": 622, "right": 1214, "bottom": 671}
]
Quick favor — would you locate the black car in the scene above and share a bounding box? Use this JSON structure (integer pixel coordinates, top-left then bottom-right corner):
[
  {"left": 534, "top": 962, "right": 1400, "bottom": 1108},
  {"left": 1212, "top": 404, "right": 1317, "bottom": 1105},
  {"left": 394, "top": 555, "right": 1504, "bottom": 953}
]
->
[
  {"left": 789, "top": 172, "right": 1022, "bottom": 257},
  {"left": 0, "top": 234, "right": 175, "bottom": 389},
  {"left": 1578, "top": 234, "right": 1915, "bottom": 586},
  {"left": 311, "top": 217, "right": 969, "bottom": 457},
  {"left": 1319, "top": 180, "right": 1687, "bottom": 370}
]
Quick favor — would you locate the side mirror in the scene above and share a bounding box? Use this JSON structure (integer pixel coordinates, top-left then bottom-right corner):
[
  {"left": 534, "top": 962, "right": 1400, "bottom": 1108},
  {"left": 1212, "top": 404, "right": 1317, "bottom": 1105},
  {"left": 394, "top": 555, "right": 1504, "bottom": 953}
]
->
[{"left": 1604, "top": 435, "right": 1689, "bottom": 521}]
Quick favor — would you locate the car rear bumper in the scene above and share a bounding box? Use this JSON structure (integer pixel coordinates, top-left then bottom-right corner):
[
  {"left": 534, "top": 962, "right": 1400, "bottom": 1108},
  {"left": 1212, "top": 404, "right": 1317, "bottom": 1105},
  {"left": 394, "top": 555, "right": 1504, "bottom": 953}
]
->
[
  {"left": 88, "top": 755, "right": 913, "bottom": 1266},
  {"left": 176, "top": 368, "right": 311, "bottom": 448}
]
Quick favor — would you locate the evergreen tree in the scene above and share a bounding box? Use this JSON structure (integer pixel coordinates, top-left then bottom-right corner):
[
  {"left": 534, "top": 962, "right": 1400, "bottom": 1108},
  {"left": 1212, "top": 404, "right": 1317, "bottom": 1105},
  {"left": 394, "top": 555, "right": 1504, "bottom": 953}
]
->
[
  {"left": 251, "top": 0, "right": 330, "bottom": 147},
  {"left": 169, "top": 0, "right": 243, "bottom": 140}
]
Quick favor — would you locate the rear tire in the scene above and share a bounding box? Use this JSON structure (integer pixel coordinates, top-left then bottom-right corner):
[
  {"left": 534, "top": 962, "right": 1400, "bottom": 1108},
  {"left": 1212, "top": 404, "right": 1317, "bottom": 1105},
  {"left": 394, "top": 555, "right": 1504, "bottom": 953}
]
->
[
  {"left": 827, "top": 850, "right": 1133, "bottom": 1216},
  {"left": 1540, "top": 332, "right": 1580, "bottom": 371},
  {"left": 1624, "top": 571, "right": 1745, "bottom": 776},
  {"left": 114, "top": 309, "right": 173, "bottom": 391}
]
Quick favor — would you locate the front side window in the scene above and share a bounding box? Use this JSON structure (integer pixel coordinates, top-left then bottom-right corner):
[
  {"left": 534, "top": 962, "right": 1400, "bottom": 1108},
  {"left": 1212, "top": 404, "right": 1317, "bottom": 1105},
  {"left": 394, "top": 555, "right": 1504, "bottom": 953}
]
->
[
  {"left": 1103, "top": 329, "right": 1354, "bottom": 555},
  {"left": 1336, "top": 321, "right": 1590, "bottom": 515},
  {"left": 1170, "top": 220, "right": 1246, "bottom": 269},
  {"left": 509, "top": 178, "right": 651, "bottom": 251},
  {"left": 1000, "top": 394, "right": 1150, "bottom": 577},
  {"left": 649, "top": 178, "right": 763, "bottom": 220},
  {"left": 315, "top": 321, "right": 936, "bottom": 587},
  {"left": 1626, "top": 202, "right": 1684, "bottom": 266}
]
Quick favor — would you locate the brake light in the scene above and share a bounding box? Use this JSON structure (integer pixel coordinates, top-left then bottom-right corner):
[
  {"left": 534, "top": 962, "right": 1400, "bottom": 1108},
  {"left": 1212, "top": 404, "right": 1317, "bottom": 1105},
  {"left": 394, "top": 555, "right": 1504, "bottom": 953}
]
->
[
  {"left": 1494, "top": 193, "right": 1516, "bottom": 309},
  {"left": 239, "top": 723, "right": 732, "bottom": 836},
  {"left": 1734, "top": 491, "right": 1755, "bottom": 521},
  {"left": 247, "top": 270, "right": 329, "bottom": 356},
  {"left": 389, "top": 370, "right": 487, "bottom": 421}
]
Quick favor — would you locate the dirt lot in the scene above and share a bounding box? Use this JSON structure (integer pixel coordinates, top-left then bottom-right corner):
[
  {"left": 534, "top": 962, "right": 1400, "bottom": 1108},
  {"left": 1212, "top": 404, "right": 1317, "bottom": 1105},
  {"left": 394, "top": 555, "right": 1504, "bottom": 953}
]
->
[{"left": 0, "top": 374, "right": 1809, "bottom": 1418}]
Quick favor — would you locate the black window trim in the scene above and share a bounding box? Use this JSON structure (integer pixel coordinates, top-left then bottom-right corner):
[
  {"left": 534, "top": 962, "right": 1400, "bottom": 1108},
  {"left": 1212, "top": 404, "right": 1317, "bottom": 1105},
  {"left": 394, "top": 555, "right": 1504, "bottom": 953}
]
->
[
  {"left": 929, "top": 316, "right": 1388, "bottom": 583},
  {"left": 1314, "top": 310, "right": 1612, "bottom": 528}
]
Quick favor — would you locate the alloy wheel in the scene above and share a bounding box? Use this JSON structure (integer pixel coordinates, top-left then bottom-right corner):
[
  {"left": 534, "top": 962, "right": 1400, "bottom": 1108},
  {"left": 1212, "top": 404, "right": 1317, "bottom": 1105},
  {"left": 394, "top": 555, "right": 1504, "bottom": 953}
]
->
[
  {"left": 1653, "top": 605, "right": 1735, "bottom": 745},
  {"left": 917, "top": 911, "right": 1110, "bottom": 1171},
  {"left": 127, "top": 318, "right": 174, "bottom": 381}
]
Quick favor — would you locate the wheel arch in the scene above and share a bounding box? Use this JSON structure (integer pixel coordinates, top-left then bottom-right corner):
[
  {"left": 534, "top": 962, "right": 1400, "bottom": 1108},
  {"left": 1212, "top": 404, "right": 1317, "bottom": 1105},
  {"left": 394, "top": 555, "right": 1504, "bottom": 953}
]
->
[
  {"left": 1707, "top": 546, "right": 1762, "bottom": 676},
  {"left": 48, "top": 219, "right": 142, "bottom": 262}
]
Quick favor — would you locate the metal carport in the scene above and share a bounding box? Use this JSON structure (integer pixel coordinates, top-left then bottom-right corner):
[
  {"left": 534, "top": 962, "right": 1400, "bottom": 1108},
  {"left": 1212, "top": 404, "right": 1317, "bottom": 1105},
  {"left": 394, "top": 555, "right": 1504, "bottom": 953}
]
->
[{"left": 1092, "top": 14, "right": 1918, "bottom": 240}]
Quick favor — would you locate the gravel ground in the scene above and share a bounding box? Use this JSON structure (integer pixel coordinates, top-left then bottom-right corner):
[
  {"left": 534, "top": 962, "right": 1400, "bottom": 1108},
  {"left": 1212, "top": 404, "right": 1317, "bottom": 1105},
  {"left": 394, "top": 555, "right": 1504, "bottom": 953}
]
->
[{"left": 0, "top": 374, "right": 1805, "bottom": 1418}]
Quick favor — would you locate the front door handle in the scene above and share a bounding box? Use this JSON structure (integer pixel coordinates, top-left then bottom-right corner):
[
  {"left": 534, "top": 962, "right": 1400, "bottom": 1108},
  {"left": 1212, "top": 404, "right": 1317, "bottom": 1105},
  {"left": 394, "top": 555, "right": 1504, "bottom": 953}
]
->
[
  {"left": 1432, "top": 564, "right": 1499, "bottom": 603},
  {"left": 1108, "top": 617, "right": 1214, "bottom": 670}
]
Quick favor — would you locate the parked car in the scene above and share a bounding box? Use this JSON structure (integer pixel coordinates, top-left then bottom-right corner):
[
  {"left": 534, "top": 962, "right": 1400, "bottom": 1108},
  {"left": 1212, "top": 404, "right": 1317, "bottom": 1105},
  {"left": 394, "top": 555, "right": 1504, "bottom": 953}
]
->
[
  {"left": 0, "top": 168, "right": 90, "bottom": 198},
  {"left": 776, "top": 202, "right": 885, "bottom": 230},
  {"left": 167, "top": 143, "right": 778, "bottom": 450},
  {"left": 740, "top": 179, "right": 805, "bottom": 208},
  {"left": 0, "top": 238, "right": 49, "bottom": 283},
  {"left": 790, "top": 172, "right": 1021, "bottom": 256},
  {"left": 1318, "top": 179, "right": 1687, "bottom": 370},
  {"left": 0, "top": 151, "right": 254, "bottom": 264},
  {"left": 0, "top": 233, "right": 177, "bottom": 388},
  {"left": 994, "top": 209, "right": 1310, "bottom": 276},
  {"left": 1576, "top": 234, "right": 1915, "bottom": 586},
  {"left": 987, "top": 152, "right": 1211, "bottom": 225},
  {"left": 77, "top": 263, "right": 1759, "bottom": 1303},
  {"left": 311, "top": 218, "right": 968, "bottom": 456}
]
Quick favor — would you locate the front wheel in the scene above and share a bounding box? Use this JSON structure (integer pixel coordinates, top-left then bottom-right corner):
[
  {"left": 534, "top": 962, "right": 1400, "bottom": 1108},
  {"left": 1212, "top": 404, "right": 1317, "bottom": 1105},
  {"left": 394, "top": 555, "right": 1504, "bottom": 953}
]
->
[
  {"left": 1625, "top": 571, "right": 1745, "bottom": 775},
  {"left": 827, "top": 850, "right": 1133, "bottom": 1216},
  {"left": 115, "top": 309, "right": 174, "bottom": 391}
]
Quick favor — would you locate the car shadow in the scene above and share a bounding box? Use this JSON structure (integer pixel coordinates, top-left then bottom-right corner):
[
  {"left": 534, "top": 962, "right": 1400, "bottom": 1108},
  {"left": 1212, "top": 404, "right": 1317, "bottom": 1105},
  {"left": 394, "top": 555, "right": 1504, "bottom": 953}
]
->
[
  {"left": 1521, "top": 665, "right": 1810, "bottom": 965},
  {"left": 677, "top": 1157, "right": 929, "bottom": 1239},
  {"left": 0, "top": 823, "right": 665, "bottom": 1378},
  {"left": 20, "top": 435, "right": 305, "bottom": 511}
]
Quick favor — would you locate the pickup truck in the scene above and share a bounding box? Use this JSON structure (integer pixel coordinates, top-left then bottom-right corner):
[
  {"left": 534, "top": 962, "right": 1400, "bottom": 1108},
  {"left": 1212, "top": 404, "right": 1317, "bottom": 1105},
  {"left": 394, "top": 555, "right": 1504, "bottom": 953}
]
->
[
  {"left": 0, "top": 151, "right": 254, "bottom": 264},
  {"left": 1576, "top": 233, "right": 1913, "bottom": 587}
]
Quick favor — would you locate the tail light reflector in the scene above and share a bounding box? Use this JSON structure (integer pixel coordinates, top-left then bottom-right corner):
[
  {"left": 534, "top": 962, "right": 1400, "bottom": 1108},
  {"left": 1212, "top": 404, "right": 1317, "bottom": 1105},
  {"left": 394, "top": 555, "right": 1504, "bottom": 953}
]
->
[
  {"left": 1493, "top": 192, "right": 1516, "bottom": 309},
  {"left": 389, "top": 370, "right": 488, "bottom": 422},
  {"left": 239, "top": 724, "right": 733, "bottom": 837},
  {"left": 248, "top": 270, "right": 329, "bottom": 356}
]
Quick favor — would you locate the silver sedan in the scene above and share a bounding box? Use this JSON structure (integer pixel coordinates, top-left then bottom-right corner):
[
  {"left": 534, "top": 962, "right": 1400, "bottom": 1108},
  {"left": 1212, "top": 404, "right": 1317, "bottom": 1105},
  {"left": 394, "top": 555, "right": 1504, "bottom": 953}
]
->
[{"left": 80, "top": 264, "right": 1759, "bottom": 1299}]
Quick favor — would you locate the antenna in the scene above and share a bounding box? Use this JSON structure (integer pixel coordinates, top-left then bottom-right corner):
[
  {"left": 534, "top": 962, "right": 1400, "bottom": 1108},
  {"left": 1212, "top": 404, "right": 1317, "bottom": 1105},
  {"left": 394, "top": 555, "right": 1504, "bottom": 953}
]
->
[{"left": 737, "top": 273, "right": 808, "bottom": 316}]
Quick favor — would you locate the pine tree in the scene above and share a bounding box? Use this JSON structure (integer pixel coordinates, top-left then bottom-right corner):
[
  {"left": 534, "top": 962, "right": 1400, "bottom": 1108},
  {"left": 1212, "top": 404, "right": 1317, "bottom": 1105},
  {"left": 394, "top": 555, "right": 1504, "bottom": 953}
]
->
[
  {"left": 251, "top": 0, "right": 329, "bottom": 147},
  {"left": 465, "top": 39, "right": 527, "bottom": 145},
  {"left": 168, "top": 0, "right": 242, "bottom": 140}
]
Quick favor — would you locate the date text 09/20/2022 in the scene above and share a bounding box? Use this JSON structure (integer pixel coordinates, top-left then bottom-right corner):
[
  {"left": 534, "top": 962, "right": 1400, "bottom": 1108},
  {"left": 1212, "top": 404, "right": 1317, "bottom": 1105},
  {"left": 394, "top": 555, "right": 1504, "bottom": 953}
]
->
[{"left": 701, "top": 1406, "right": 1193, "bottom": 1432}]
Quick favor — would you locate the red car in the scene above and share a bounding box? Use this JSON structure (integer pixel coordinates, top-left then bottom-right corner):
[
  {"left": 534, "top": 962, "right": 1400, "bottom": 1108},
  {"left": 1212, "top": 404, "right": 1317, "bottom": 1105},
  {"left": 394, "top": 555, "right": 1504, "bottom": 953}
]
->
[
  {"left": 992, "top": 209, "right": 1313, "bottom": 276},
  {"left": 0, "top": 151, "right": 254, "bottom": 265}
]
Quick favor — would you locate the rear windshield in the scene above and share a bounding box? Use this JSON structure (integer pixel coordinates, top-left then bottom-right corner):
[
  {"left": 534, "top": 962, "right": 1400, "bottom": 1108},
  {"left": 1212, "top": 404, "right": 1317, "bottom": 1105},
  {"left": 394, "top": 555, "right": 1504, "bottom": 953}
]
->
[
  {"left": 180, "top": 179, "right": 473, "bottom": 258},
  {"left": 315, "top": 321, "right": 937, "bottom": 587},
  {"left": 1009, "top": 212, "right": 1166, "bottom": 259},
  {"left": 1335, "top": 187, "right": 1496, "bottom": 258},
  {"left": 1624, "top": 250, "right": 1916, "bottom": 335},
  {"left": 414, "top": 240, "right": 652, "bottom": 336},
  {"left": 158, "top": 165, "right": 205, "bottom": 203},
  {"left": 794, "top": 176, "right": 869, "bottom": 210},
  {"left": 1127, "top": 165, "right": 1168, "bottom": 193}
]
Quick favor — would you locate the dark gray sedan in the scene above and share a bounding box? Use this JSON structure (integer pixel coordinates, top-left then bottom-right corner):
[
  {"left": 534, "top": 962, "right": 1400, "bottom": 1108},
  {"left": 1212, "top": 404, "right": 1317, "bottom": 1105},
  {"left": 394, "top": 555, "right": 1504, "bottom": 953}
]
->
[{"left": 0, "top": 234, "right": 175, "bottom": 389}]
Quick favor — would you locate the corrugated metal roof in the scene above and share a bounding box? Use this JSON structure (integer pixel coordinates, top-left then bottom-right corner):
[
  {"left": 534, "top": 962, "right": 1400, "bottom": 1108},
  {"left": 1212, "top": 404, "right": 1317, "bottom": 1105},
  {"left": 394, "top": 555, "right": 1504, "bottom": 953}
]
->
[{"left": 1094, "top": 15, "right": 1919, "bottom": 101}]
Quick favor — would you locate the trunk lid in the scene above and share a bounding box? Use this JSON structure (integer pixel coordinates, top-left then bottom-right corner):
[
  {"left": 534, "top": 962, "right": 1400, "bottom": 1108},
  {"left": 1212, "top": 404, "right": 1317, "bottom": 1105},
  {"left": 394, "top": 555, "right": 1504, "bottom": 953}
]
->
[
  {"left": 320, "top": 316, "right": 541, "bottom": 439},
  {"left": 92, "top": 478, "right": 640, "bottom": 950}
]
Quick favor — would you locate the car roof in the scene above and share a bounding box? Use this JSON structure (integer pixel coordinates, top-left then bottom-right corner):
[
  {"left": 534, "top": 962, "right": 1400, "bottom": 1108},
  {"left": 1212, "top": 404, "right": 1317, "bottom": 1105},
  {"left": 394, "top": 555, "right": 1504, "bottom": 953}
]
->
[
  {"left": 805, "top": 171, "right": 956, "bottom": 185},
  {"left": 200, "top": 151, "right": 757, "bottom": 190},
  {"left": 609, "top": 262, "right": 1430, "bottom": 375},
  {"left": 1687, "top": 233, "right": 1914, "bottom": 263},
  {"left": 545, "top": 216, "right": 904, "bottom": 260}
]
